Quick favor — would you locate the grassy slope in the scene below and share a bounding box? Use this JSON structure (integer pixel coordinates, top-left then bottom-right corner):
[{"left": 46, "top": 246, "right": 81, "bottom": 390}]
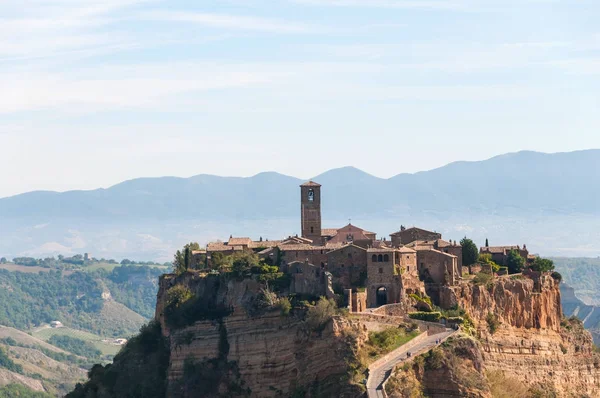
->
[
  {"left": 32, "top": 326, "right": 121, "bottom": 357},
  {"left": 0, "top": 326, "right": 87, "bottom": 395}
]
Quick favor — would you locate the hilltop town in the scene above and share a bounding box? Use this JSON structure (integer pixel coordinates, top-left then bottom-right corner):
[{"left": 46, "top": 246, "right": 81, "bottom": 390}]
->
[{"left": 195, "top": 180, "right": 536, "bottom": 312}]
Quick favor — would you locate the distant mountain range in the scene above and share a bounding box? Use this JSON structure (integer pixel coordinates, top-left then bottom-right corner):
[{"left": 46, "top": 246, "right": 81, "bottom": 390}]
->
[
  {"left": 1, "top": 149, "right": 600, "bottom": 260},
  {"left": 3, "top": 149, "right": 600, "bottom": 220}
]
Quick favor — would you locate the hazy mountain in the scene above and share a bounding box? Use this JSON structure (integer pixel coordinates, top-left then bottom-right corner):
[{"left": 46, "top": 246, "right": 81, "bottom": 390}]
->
[
  {"left": 1, "top": 149, "right": 600, "bottom": 260},
  {"left": 3, "top": 150, "right": 600, "bottom": 220}
]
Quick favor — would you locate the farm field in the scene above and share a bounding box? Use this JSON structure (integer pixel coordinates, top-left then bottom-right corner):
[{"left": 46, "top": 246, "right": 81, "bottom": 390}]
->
[{"left": 31, "top": 325, "right": 122, "bottom": 356}]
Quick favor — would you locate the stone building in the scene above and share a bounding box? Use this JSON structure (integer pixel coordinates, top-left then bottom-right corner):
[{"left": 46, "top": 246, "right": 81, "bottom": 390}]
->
[
  {"left": 480, "top": 245, "right": 529, "bottom": 266},
  {"left": 405, "top": 239, "right": 463, "bottom": 275},
  {"left": 325, "top": 244, "right": 368, "bottom": 289},
  {"left": 389, "top": 226, "right": 442, "bottom": 247},
  {"left": 288, "top": 260, "right": 335, "bottom": 299},
  {"left": 366, "top": 247, "right": 402, "bottom": 307},
  {"left": 323, "top": 224, "right": 376, "bottom": 248},
  {"left": 408, "top": 244, "right": 459, "bottom": 286}
]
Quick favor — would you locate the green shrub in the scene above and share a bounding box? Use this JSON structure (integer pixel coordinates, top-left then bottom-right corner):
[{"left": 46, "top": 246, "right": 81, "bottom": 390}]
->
[
  {"left": 0, "top": 346, "right": 23, "bottom": 374},
  {"left": 409, "top": 293, "right": 432, "bottom": 306},
  {"left": 306, "top": 297, "right": 337, "bottom": 332},
  {"left": 486, "top": 313, "right": 500, "bottom": 334},
  {"left": 408, "top": 312, "right": 441, "bottom": 322},
  {"left": 551, "top": 271, "right": 562, "bottom": 282},
  {"left": 278, "top": 297, "right": 292, "bottom": 316},
  {"left": 446, "top": 316, "right": 464, "bottom": 324},
  {"left": 424, "top": 348, "right": 444, "bottom": 370},
  {"left": 0, "top": 384, "right": 52, "bottom": 398},
  {"left": 473, "top": 272, "right": 493, "bottom": 285}
]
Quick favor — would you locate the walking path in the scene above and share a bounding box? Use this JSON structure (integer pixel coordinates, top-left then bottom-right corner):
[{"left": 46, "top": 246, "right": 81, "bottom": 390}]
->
[{"left": 366, "top": 328, "right": 456, "bottom": 398}]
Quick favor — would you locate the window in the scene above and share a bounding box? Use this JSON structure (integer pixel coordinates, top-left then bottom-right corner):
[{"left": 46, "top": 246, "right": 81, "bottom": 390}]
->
[
  {"left": 378, "top": 254, "right": 383, "bottom": 262},
  {"left": 372, "top": 254, "right": 377, "bottom": 262},
  {"left": 341, "top": 264, "right": 345, "bottom": 268},
  {"left": 308, "top": 189, "right": 314, "bottom": 202},
  {"left": 379, "top": 268, "right": 383, "bottom": 274},
  {"left": 311, "top": 226, "right": 314, "bottom": 234},
  {"left": 383, "top": 254, "right": 389, "bottom": 262},
  {"left": 407, "top": 266, "right": 410, "bottom": 272},
  {"left": 348, "top": 253, "right": 352, "bottom": 259}
]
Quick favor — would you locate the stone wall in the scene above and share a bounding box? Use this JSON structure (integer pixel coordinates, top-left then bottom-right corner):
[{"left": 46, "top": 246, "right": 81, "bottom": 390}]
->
[
  {"left": 327, "top": 245, "right": 367, "bottom": 289},
  {"left": 289, "top": 261, "right": 335, "bottom": 299},
  {"left": 416, "top": 249, "right": 458, "bottom": 286},
  {"left": 366, "top": 252, "right": 401, "bottom": 308}
]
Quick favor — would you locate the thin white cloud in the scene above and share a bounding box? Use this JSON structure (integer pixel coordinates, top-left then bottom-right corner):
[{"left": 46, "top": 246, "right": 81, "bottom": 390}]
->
[
  {"left": 139, "top": 10, "right": 315, "bottom": 33},
  {"left": 292, "top": 0, "right": 469, "bottom": 9}
]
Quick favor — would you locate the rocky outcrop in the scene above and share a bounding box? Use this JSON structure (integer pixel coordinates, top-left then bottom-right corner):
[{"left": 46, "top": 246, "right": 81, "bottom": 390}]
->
[
  {"left": 386, "top": 336, "right": 491, "bottom": 398},
  {"left": 438, "top": 274, "right": 562, "bottom": 331},
  {"left": 437, "top": 275, "right": 600, "bottom": 397},
  {"left": 156, "top": 272, "right": 366, "bottom": 398}
]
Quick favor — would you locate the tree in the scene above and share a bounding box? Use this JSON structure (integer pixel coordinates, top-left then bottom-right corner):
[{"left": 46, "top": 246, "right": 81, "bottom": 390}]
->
[
  {"left": 0, "top": 257, "right": 6, "bottom": 264},
  {"left": 529, "top": 257, "right": 555, "bottom": 273},
  {"left": 485, "top": 238, "right": 489, "bottom": 247},
  {"left": 460, "top": 237, "right": 479, "bottom": 266},
  {"left": 173, "top": 242, "right": 201, "bottom": 274},
  {"left": 506, "top": 250, "right": 525, "bottom": 274}
]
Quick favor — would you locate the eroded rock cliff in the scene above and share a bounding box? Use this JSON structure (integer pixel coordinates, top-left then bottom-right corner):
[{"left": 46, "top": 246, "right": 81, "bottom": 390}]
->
[
  {"left": 156, "top": 273, "right": 366, "bottom": 398},
  {"left": 437, "top": 275, "right": 600, "bottom": 397}
]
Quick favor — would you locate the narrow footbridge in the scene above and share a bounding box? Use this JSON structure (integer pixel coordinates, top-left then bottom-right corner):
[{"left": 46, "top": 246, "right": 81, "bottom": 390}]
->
[{"left": 366, "top": 328, "right": 456, "bottom": 398}]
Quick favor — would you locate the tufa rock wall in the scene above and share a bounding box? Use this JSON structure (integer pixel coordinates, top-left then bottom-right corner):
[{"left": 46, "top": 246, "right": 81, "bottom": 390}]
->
[
  {"left": 439, "top": 275, "right": 600, "bottom": 397},
  {"left": 156, "top": 272, "right": 366, "bottom": 398}
]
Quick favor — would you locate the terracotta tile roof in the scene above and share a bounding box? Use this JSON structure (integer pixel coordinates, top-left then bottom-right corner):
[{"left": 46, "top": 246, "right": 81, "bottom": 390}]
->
[
  {"left": 397, "top": 246, "right": 417, "bottom": 254},
  {"left": 371, "top": 241, "right": 390, "bottom": 249},
  {"left": 248, "top": 240, "right": 281, "bottom": 249},
  {"left": 390, "top": 226, "right": 439, "bottom": 236},
  {"left": 321, "top": 228, "right": 339, "bottom": 237},
  {"left": 300, "top": 180, "right": 321, "bottom": 187},
  {"left": 228, "top": 237, "right": 252, "bottom": 246},
  {"left": 415, "top": 247, "right": 457, "bottom": 258},
  {"left": 326, "top": 243, "right": 367, "bottom": 254},
  {"left": 367, "top": 247, "right": 395, "bottom": 253},
  {"left": 481, "top": 246, "right": 521, "bottom": 254}
]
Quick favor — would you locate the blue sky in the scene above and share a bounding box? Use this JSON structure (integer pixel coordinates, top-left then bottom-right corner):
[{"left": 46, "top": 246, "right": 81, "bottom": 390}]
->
[{"left": 1, "top": 0, "right": 599, "bottom": 198}]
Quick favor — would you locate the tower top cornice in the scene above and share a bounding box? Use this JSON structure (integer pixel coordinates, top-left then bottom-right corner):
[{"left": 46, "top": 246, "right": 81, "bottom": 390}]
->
[{"left": 300, "top": 180, "right": 321, "bottom": 187}]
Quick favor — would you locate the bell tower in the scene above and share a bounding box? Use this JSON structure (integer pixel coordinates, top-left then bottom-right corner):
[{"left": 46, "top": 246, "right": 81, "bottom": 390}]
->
[{"left": 300, "top": 181, "right": 322, "bottom": 244}]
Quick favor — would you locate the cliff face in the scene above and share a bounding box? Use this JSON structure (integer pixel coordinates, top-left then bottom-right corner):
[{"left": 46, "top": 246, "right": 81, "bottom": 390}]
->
[
  {"left": 438, "top": 275, "right": 600, "bottom": 397},
  {"left": 155, "top": 273, "right": 365, "bottom": 398}
]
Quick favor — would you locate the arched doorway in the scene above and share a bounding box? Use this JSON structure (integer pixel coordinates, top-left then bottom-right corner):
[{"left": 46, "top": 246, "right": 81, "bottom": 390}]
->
[{"left": 376, "top": 287, "right": 387, "bottom": 306}]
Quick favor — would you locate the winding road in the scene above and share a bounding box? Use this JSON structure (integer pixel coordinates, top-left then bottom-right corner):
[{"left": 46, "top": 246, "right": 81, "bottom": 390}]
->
[{"left": 366, "top": 329, "right": 456, "bottom": 398}]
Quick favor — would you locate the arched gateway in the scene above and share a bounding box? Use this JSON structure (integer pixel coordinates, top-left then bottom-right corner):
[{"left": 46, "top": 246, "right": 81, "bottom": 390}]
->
[{"left": 376, "top": 286, "right": 387, "bottom": 306}]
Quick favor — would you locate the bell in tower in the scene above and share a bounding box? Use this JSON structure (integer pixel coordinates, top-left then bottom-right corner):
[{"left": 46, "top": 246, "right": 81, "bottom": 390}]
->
[{"left": 300, "top": 181, "right": 322, "bottom": 245}]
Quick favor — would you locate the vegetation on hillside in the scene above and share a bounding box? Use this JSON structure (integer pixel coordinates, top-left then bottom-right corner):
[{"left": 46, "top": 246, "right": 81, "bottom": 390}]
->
[
  {"left": 0, "top": 269, "right": 103, "bottom": 331},
  {"left": 67, "top": 321, "right": 170, "bottom": 398},
  {"left": 0, "top": 384, "right": 53, "bottom": 398},
  {"left": 48, "top": 335, "right": 102, "bottom": 359},
  {"left": 0, "top": 262, "right": 163, "bottom": 338}
]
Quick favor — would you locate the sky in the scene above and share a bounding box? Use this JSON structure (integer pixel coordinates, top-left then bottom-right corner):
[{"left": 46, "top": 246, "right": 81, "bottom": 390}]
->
[{"left": 1, "top": 0, "right": 599, "bottom": 198}]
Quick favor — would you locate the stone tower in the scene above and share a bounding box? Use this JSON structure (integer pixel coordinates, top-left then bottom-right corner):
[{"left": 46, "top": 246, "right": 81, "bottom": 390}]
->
[{"left": 300, "top": 181, "right": 322, "bottom": 244}]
